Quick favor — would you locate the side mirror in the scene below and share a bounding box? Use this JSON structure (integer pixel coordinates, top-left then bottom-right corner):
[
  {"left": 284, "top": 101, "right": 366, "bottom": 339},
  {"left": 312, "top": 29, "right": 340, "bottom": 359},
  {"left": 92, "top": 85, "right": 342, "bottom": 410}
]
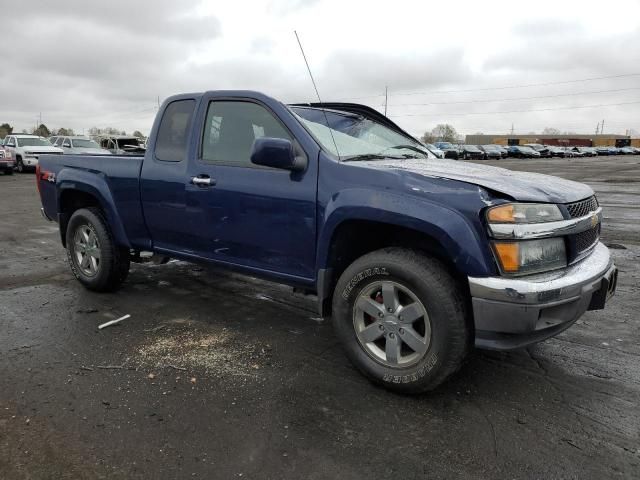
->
[{"left": 250, "top": 137, "right": 307, "bottom": 172}]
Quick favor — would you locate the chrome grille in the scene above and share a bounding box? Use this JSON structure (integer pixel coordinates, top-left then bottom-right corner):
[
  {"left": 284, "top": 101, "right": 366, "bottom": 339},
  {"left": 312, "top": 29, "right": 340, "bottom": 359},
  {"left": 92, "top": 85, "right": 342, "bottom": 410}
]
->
[{"left": 566, "top": 196, "right": 598, "bottom": 218}]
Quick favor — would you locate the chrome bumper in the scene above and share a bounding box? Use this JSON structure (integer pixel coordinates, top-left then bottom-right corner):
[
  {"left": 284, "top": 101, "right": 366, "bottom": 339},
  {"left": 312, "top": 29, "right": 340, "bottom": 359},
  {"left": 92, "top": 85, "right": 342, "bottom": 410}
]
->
[{"left": 469, "top": 242, "right": 617, "bottom": 350}]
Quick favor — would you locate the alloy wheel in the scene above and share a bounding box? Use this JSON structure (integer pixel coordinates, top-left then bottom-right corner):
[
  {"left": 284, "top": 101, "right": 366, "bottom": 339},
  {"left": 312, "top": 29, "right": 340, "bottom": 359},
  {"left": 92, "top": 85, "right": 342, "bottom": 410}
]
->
[
  {"left": 353, "top": 281, "right": 431, "bottom": 368},
  {"left": 73, "top": 225, "right": 101, "bottom": 277}
]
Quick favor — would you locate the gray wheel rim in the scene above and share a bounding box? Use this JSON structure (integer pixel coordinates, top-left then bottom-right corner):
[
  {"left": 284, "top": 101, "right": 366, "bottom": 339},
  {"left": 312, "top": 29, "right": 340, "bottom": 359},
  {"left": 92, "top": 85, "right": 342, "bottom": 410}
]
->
[
  {"left": 353, "top": 280, "right": 431, "bottom": 368},
  {"left": 73, "top": 225, "right": 101, "bottom": 277}
]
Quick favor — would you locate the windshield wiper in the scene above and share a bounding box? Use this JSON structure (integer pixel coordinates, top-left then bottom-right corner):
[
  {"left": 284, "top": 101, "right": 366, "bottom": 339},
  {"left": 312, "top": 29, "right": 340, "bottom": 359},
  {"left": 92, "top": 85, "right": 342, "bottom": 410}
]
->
[
  {"left": 342, "top": 154, "right": 408, "bottom": 162},
  {"left": 388, "top": 144, "right": 431, "bottom": 156}
]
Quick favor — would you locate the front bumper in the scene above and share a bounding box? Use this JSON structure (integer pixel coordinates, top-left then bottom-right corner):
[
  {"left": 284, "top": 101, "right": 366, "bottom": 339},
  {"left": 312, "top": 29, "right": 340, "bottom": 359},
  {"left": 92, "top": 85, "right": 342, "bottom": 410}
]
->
[{"left": 469, "top": 242, "right": 617, "bottom": 350}]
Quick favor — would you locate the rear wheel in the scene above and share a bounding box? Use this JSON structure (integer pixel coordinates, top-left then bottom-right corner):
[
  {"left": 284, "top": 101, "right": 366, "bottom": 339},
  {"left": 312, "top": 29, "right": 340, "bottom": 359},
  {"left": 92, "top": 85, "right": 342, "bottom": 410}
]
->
[
  {"left": 332, "top": 248, "right": 470, "bottom": 393},
  {"left": 66, "top": 208, "right": 130, "bottom": 292}
]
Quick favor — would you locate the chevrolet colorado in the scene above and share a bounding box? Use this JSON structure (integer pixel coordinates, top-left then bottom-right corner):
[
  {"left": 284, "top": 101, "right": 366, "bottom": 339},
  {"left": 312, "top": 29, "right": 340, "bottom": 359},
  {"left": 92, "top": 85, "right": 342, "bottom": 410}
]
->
[{"left": 37, "top": 91, "right": 617, "bottom": 393}]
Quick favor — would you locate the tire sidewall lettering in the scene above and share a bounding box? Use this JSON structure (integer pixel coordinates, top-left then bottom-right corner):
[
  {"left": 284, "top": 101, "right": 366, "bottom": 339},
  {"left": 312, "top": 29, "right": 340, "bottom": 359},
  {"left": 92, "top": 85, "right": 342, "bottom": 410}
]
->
[{"left": 341, "top": 267, "right": 389, "bottom": 300}]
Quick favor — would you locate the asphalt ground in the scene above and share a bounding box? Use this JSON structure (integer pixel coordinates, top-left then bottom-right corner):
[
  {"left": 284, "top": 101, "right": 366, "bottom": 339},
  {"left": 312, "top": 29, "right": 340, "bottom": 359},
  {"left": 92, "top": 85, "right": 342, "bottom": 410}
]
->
[{"left": 1, "top": 156, "right": 639, "bottom": 479}]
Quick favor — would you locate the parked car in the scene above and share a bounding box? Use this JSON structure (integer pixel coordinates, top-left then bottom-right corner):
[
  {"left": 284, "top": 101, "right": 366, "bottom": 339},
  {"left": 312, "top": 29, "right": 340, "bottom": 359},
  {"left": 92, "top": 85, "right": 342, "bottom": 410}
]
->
[
  {"left": 460, "top": 145, "right": 484, "bottom": 160},
  {"left": 55, "top": 136, "right": 112, "bottom": 155},
  {"left": 608, "top": 146, "right": 621, "bottom": 155},
  {"left": 631, "top": 147, "right": 640, "bottom": 154},
  {"left": 618, "top": 147, "right": 636, "bottom": 155},
  {"left": 568, "top": 147, "right": 585, "bottom": 158},
  {"left": 37, "top": 90, "right": 617, "bottom": 394},
  {"left": 433, "top": 142, "right": 459, "bottom": 160},
  {"left": 0, "top": 141, "right": 15, "bottom": 175},
  {"left": 548, "top": 146, "right": 572, "bottom": 158},
  {"left": 507, "top": 146, "right": 540, "bottom": 158},
  {"left": 573, "top": 147, "right": 597, "bottom": 157},
  {"left": 595, "top": 146, "right": 611, "bottom": 156},
  {"left": 478, "top": 145, "right": 502, "bottom": 160},
  {"left": 491, "top": 145, "right": 509, "bottom": 158},
  {"left": 98, "top": 135, "right": 146, "bottom": 155},
  {"left": 3, "top": 134, "right": 63, "bottom": 172},
  {"left": 424, "top": 143, "right": 444, "bottom": 159},
  {"left": 523, "top": 144, "right": 551, "bottom": 158}
]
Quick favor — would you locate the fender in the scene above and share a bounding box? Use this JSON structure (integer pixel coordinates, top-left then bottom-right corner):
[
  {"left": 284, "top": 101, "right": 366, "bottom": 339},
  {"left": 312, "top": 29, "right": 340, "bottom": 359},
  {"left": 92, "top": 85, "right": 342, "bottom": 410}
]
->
[
  {"left": 317, "top": 187, "right": 496, "bottom": 278},
  {"left": 56, "top": 168, "right": 131, "bottom": 249}
]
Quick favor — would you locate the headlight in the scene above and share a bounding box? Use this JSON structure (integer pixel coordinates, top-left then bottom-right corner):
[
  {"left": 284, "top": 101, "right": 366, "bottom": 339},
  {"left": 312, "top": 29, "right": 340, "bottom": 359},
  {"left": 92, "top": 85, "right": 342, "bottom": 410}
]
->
[
  {"left": 487, "top": 203, "right": 564, "bottom": 223},
  {"left": 492, "top": 238, "right": 567, "bottom": 275},
  {"left": 487, "top": 203, "right": 567, "bottom": 275}
]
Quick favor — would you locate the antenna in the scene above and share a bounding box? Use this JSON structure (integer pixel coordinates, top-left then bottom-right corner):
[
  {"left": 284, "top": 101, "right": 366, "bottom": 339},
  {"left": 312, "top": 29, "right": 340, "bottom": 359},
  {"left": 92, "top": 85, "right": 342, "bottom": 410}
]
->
[{"left": 294, "top": 30, "right": 340, "bottom": 158}]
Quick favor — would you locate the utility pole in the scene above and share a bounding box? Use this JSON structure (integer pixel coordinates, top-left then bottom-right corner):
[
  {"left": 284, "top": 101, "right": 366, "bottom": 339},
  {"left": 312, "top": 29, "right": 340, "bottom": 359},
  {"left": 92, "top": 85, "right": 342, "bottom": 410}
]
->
[
  {"left": 601, "top": 119, "right": 605, "bottom": 135},
  {"left": 384, "top": 86, "right": 388, "bottom": 117},
  {"left": 510, "top": 123, "right": 514, "bottom": 135},
  {"left": 157, "top": 95, "right": 160, "bottom": 109}
]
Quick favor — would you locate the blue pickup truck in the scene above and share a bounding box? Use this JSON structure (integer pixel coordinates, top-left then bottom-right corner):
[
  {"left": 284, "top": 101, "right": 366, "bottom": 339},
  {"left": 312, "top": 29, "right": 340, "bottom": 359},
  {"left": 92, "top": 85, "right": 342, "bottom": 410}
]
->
[{"left": 37, "top": 91, "right": 617, "bottom": 392}]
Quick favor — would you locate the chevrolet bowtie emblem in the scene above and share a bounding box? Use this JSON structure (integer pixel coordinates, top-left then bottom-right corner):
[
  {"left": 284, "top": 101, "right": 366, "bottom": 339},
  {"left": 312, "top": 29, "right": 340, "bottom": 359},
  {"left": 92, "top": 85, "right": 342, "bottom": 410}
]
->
[{"left": 591, "top": 214, "right": 599, "bottom": 227}]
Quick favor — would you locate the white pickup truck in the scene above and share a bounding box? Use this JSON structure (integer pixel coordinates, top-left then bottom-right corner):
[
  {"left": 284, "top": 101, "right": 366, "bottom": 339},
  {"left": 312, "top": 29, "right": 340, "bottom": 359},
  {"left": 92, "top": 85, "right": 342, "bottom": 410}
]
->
[{"left": 3, "top": 134, "right": 63, "bottom": 172}]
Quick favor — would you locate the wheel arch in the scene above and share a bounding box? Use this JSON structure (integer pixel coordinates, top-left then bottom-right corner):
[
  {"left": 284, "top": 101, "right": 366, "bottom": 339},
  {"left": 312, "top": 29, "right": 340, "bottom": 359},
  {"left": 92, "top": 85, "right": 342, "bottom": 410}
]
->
[
  {"left": 57, "top": 172, "right": 130, "bottom": 249},
  {"left": 316, "top": 205, "right": 492, "bottom": 317}
]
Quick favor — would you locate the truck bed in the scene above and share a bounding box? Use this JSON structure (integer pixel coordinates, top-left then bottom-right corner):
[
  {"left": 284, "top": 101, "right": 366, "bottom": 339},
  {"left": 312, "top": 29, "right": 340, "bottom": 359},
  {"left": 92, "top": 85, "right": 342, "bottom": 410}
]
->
[{"left": 38, "top": 153, "right": 151, "bottom": 249}]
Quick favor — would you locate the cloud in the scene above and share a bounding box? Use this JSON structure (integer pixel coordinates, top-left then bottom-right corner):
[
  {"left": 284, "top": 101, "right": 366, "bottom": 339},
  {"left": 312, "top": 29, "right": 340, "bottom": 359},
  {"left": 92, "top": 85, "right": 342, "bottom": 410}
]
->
[{"left": 1, "top": 0, "right": 638, "bottom": 137}]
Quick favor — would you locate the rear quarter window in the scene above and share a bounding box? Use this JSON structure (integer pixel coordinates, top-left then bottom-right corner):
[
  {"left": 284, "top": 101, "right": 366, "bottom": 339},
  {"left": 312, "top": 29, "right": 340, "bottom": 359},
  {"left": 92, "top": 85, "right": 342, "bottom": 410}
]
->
[{"left": 155, "top": 99, "right": 196, "bottom": 162}]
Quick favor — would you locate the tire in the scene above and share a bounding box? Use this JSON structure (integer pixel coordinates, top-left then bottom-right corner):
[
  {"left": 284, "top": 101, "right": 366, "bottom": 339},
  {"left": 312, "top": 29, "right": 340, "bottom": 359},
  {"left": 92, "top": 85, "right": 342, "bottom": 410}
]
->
[
  {"left": 66, "top": 207, "right": 130, "bottom": 292},
  {"left": 332, "top": 248, "right": 471, "bottom": 393},
  {"left": 16, "top": 157, "right": 24, "bottom": 173}
]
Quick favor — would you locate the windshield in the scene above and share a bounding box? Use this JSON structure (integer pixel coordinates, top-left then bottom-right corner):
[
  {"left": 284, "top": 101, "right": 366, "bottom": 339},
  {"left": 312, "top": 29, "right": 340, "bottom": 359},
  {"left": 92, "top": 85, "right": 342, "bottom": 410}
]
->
[
  {"left": 435, "top": 142, "right": 453, "bottom": 149},
  {"left": 482, "top": 145, "right": 498, "bottom": 150},
  {"left": 72, "top": 139, "right": 101, "bottom": 149},
  {"left": 17, "top": 137, "right": 50, "bottom": 147},
  {"left": 465, "top": 145, "right": 480, "bottom": 151},
  {"left": 290, "top": 107, "right": 432, "bottom": 160}
]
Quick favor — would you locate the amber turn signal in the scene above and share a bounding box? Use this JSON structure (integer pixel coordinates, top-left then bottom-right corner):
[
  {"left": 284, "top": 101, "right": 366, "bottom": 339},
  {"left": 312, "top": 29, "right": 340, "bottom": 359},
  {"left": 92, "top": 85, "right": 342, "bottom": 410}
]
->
[
  {"left": 487, "top": 204, "right": 515, "bottom": 223},
  {"left": 493, "top": 242, "right": 520, "bottom": 272}
]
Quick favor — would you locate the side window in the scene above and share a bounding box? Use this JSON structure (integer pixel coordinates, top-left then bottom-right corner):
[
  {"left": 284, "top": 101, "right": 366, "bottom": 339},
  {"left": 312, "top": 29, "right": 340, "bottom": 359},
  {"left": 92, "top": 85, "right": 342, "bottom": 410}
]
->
[
  {"left": 155, "top": 99, "right": 196, "bottom": 162},
  {"left": 201, "top": 101, "right": 292, "bottom": 166},
  {"left": 63, "top": 138, "right": 71, "bottom": 147},
  {"left": 6, "top": 137, "right": 15, "bottom": 147}
]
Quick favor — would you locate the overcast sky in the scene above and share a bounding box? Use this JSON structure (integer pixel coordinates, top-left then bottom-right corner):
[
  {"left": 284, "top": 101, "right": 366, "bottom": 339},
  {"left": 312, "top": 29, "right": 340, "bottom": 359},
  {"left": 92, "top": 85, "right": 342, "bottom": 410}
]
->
[{"left": 3, "top": 0, "right": 640, "bottom": 138}]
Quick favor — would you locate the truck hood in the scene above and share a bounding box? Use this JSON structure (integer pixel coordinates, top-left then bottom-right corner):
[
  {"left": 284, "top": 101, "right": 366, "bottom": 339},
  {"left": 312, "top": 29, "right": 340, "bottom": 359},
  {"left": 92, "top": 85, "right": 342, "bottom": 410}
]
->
[
  {"left": 23, "top": 146, "right": 63, "bottom": 154},
  {"left": 353, "top": 157, "right": 594, "bottom": 203},
  {"left": 74, "top": 148, "right": 111, "bottom": 155}
]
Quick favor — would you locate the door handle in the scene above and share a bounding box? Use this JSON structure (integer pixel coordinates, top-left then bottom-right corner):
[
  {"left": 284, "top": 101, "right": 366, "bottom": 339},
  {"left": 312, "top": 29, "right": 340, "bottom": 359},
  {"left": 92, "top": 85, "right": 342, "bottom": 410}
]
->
[{"left": 191, "top": 175, "right": 216, "bottom": 187}]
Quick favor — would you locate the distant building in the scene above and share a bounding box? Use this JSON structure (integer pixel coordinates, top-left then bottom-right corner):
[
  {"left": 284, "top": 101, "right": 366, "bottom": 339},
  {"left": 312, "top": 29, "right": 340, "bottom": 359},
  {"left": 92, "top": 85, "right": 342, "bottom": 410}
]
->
[{"left": 465, "top": 134, "right": 632, "bottom": 147}]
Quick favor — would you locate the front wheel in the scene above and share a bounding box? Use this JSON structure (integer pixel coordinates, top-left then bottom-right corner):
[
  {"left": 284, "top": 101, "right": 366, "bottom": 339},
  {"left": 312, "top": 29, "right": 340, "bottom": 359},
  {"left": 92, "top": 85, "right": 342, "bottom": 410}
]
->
[
  {"left": 332, "top": 248, "right": 471, "bottom": 393},
  {"left": 16, "top": 158, "right": 25, "bottom": 173},
  {"left": 66, "top": 208, "right": 130, "bottom": 292}
]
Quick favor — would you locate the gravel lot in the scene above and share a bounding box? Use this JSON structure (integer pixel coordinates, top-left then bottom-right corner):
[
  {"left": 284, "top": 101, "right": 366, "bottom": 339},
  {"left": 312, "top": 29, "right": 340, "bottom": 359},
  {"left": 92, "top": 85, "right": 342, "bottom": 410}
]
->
[{"left": 1, "top": 156, "right": 639, "bottom": 479}]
